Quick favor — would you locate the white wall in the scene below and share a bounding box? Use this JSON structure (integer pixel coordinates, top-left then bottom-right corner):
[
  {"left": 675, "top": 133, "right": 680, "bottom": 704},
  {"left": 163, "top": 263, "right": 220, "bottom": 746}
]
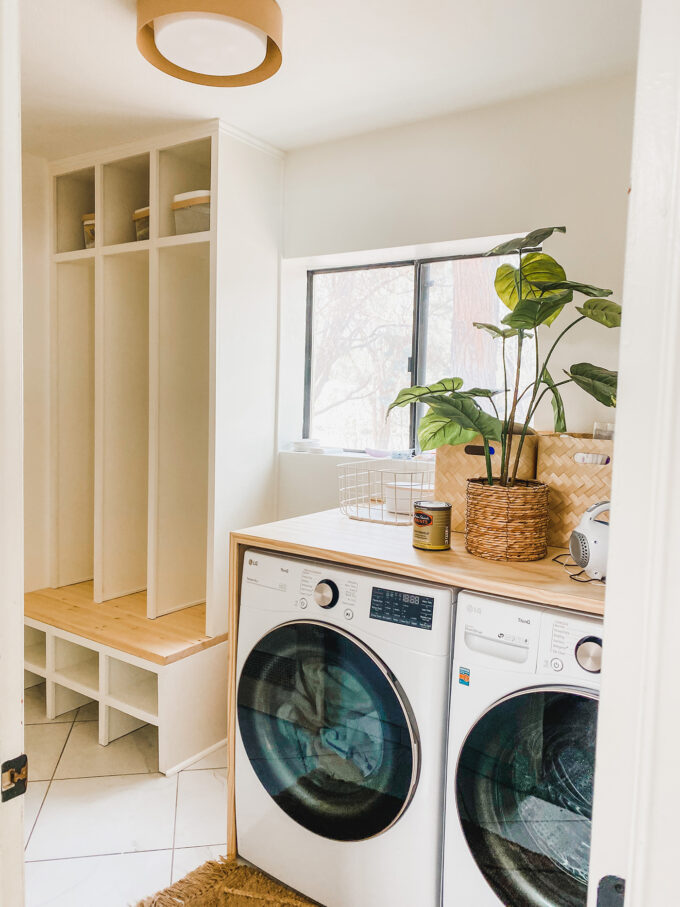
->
[
  {"left": 22, "top": 152, "right": 50, "bottom": 590},
  {"left": 278, "top": 74, "right": 635, "bottom": 518}
]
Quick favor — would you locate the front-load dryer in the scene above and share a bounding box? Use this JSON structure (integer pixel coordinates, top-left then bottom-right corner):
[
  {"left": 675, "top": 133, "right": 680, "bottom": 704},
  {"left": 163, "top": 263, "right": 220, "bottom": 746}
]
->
[
  {"left": 444, "top": 591, "right": 603, "bottom": 907},
  {"left": 235, "top": 551, "right": 456, "bottom": 907}
]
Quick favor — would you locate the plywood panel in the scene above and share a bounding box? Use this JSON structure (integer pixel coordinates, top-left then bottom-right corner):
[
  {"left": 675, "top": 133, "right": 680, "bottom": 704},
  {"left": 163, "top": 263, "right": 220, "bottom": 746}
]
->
[
  {"left": 56, "top": 260, "right": 94, "bottom": 585},
  {"left": 97, "top": 251, "right": 149, "bottom": 600},
  {"left": 151, "top": 243, "right": 209, "bottom": 615}
]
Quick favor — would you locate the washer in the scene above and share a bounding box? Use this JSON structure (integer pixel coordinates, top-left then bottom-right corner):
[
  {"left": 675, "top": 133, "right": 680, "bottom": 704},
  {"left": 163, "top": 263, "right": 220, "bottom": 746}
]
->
[
  {"left": 235, "top": 551, "right": 456, "bottom": 907},
  {"left": 443, "top": 591, "right": 603, "bottom": 907}
]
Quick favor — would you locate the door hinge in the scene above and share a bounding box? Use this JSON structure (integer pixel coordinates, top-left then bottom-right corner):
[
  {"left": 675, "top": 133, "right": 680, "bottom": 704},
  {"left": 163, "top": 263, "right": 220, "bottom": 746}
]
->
[
  {"left": 1, "top": 754, "right": 28, "bottom": 802},
  {"left": 597, "top": 875, "right": 626, "bottom": 907}
]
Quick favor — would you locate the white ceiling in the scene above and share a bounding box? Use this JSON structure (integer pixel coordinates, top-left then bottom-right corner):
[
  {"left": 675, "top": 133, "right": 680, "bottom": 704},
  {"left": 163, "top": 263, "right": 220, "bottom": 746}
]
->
[{"left": 21, "top": 0, "right": 640, "bottom": 161}]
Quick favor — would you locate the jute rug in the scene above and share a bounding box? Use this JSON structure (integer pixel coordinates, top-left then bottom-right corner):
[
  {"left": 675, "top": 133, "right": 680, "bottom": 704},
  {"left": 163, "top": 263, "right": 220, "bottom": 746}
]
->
[{"left": 136, "top": 857, "right": 320, "bottom": 907}]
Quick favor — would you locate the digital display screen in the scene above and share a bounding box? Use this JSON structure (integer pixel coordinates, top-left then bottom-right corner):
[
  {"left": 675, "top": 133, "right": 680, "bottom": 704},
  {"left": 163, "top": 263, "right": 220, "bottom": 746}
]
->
[{"left": 369, "top": 587, "right": 434, "bottom": 630}]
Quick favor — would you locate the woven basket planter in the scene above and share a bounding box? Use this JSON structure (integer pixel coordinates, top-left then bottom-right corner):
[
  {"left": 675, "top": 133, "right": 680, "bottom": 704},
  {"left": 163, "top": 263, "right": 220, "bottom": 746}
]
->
[
  {"left": 465, "top": 478, "right": 549, "bottom": 561},
  {"left": 536, "top": 433, "right": 613, "bottom": 548},
  {"left": 434, "top": 435, "right": 538, "bottom": 533}
]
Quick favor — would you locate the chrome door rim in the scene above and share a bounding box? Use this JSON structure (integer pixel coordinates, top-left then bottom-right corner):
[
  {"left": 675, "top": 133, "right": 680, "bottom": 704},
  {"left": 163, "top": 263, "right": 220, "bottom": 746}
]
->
[{"left": 238, "top": 618, "right": 422, "bottom": 839}]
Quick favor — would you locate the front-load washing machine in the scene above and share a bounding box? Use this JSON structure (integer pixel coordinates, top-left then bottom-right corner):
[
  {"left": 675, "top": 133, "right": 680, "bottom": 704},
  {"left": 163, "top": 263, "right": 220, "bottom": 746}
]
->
[
  {"left": 235, "top": 551, "right": 456, "bottom": 907},
  {"left": 444, "top": 591, "right": 603, "bottom": 907}
]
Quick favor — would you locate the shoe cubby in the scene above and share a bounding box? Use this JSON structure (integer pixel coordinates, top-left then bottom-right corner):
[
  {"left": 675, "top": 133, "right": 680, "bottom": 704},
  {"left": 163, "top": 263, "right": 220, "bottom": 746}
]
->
[
  {"left": 53, "top": 637, "right": 99, "bottom": 697},
  {"left": 24, "top": 626, "right": 47, "bottom": 675},
  {"left": 50, "top": 681, "right": 94, "bottom": 719},
  {"left": 55, "top": 166, "right": 95, "bottom": 253},
  {"left": 106, "top": 657, "right": 158, "bottom": 723},
  {"left": 158, "top": 137, "right": 212, "bottom": 237},
  {"left": 102, "top": 153, "right": 150, "bottom": 246}
]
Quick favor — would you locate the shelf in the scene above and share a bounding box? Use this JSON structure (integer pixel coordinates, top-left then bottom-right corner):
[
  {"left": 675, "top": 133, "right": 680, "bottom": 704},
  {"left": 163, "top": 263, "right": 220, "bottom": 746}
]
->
[
  {"left": 103, "top": 153, "right": 150, "bottom": 246},
  {"left": 108, "top": 658, "right": 158, "bottom": 722},
  {"left": 159, "top": 137, "right": 212, "bottom": 238},
  {"left": 101, "top": 239, "right": 150, "bottom": 256},
  {"left": 54, "top": 638, "right": 99, "bottom": 696},
  {"left": 56, "top": 167, "right": 95, "bottom": 253},
  {"left": 25, "top": 626, "right": 47, "bottom": 674},
  {"left": 54, "top": 248, "right": 95, "bottom": 264},
  {"left": 155, "top": 231, "right": 211, "bottom": 248}
]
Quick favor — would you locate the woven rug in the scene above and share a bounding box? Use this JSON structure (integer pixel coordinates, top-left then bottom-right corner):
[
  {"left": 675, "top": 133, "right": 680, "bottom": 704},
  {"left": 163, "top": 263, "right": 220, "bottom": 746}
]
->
[{"left": 136, "top": 857, "right": 320, "bottom": 907}]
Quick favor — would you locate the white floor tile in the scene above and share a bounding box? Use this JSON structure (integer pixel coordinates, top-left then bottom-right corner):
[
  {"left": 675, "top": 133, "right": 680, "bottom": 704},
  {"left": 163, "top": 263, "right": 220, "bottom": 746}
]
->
[
  {"left": 54, "top": 721, "right": 158, "bottom": 779},
  {"left": 183, "top": 744, "right": 227, "bottom": 771},
  {"left": 174, "top": 769, "right": 228, "bottom": 848},
  {"left": 171, "top": 843, "right": 227, "bottom": 883},
  {"left": 26, "top": 773, "right": 178, "bottom": 861},
  {"left": 24, "top": 781, "right": 49, "bottom": 846},
  {"left": 25, "top": 849, "right": 172, "bottom": 907},
  {"left": 25, "top": 723, "right": 72, "bottom": 781},
  {"left": 75, "top": 700, "right": 99, "bottom": 722},
  {"left": 24, "top": 684, "right": 80, "bottom": 725}
]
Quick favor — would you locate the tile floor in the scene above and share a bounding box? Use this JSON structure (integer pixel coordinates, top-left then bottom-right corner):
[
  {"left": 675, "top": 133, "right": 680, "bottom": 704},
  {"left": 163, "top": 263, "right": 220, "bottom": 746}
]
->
[{"left": 23, "top": 683, "right": 228, "bottom": 907}]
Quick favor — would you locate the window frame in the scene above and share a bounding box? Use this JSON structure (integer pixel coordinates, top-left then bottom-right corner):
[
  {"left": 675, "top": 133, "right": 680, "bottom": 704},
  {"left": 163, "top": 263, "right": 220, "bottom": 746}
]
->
[{"left": 303, "top": 249, "right": 535, "bottom": 451}]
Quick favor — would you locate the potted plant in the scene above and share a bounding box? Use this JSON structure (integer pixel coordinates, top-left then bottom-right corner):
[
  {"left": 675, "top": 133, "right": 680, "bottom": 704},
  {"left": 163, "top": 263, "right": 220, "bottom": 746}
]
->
[{"left": 387, "top": 226, "right": 620, "bottom": 561}]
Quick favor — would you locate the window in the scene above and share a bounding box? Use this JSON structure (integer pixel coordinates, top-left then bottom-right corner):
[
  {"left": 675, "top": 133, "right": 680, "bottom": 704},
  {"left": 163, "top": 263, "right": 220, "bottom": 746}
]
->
[{"left": 304, "top": 252, "right": 536, "bottom": 451}]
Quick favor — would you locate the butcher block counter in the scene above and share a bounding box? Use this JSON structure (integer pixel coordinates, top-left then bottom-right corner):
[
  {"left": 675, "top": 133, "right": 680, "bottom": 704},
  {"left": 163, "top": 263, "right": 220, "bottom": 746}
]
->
[{"left": 225, "top": 508, "right": 606, "bottom": 856}]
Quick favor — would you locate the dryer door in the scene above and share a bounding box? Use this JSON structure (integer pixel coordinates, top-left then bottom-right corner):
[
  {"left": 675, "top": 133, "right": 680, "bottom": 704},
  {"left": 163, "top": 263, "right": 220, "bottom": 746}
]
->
[
  {"left": 237, "top": 620, "right": 419, "bottom": 841},
  {"left": 455, "top": 687, "right": 598, "bottom": 907}
]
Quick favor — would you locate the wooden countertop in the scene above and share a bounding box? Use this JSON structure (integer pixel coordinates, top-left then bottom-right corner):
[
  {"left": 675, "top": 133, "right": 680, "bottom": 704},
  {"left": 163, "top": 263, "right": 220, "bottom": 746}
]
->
[
  {"left": 230, "top": 508, "right": 605, "bottom": 616},
  {"left": 25, "top": 582, "right": 228, "bottom": 666}
]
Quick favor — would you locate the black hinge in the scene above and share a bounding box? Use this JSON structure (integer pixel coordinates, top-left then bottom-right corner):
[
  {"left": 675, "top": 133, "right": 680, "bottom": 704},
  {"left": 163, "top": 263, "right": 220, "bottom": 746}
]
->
[
  {"left": 1, "top": 754, "right": 28, "bottom": 802},
  {"left": 597, "top": 876, "right": 626, "bottom": 907}
]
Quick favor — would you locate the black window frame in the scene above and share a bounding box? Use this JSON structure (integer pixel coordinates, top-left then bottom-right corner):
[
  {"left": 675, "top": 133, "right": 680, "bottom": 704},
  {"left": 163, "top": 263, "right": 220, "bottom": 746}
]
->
[{"left": 303, "top": 249, "right": 534, "bottom": 451}]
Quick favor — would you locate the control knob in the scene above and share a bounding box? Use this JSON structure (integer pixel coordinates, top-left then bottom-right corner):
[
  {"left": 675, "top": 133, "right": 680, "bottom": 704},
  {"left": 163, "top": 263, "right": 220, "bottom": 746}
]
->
[
  {"left": 575, "top": 635, "right": 603, "bottom": 673},
  {"left": 313, "top": 580, "right": 339, "bottom": 609}
]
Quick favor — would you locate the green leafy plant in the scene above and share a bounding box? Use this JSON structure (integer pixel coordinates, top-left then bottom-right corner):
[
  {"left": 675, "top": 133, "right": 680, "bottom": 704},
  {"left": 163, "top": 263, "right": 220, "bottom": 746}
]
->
[{"left": 387, "top": 226, "right": 620, "bottom": 486}]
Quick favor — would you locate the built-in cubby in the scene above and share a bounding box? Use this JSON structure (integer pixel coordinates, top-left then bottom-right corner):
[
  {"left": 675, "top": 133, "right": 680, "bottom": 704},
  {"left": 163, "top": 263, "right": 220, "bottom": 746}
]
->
[
  {"left": 107, "top": 658, "right": 158, "bottom": 722},
  {"left": 158, "top": 137, "right": 212, "bottom": 237},
  {"left": 55, "top": 167, "right": 95, "bottom": 252},
  {"left": 24, "top": 626, "right": 46, "bottom": 675},
  {"left": 53, "top": 637, "right": 99, "bottom": 697},
  {"left": 102, "top": 153, "right": 150, "bottom": 246}
]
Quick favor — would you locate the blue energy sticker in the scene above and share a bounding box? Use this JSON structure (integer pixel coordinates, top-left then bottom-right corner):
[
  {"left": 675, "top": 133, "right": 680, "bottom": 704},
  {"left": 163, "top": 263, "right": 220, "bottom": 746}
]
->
[{"left": 459, "top": 667, "right": 470, "bottom": 686}]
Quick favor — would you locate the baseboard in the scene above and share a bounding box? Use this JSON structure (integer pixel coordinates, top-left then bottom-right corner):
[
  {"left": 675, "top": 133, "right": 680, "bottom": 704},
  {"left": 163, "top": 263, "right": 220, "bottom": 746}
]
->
[{"left": 162, "top": 736, "right": 228, "bottom": 775}]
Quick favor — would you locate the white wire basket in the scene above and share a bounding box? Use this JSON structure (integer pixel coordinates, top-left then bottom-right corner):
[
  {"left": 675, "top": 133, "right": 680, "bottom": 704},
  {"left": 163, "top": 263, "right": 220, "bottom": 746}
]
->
[{"left": 338, "top": 459, "right": 435, "bottom": 525}]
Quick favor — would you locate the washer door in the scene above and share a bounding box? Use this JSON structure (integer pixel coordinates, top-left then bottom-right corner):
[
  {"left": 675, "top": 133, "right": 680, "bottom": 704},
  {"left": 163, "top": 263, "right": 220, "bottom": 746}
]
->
[
  {"left": 456, "top": 687, "right": 598, "bottom": 907},
  {"left": 237, "top": 620, "right": 419, "bottom": 841}
]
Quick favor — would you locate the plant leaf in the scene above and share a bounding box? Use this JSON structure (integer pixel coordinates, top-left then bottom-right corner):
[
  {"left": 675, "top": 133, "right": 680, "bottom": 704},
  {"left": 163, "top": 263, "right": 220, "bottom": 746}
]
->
[
  {"left": 494, "top": 253, "right": 568, "bottom": 325},
  {"left": 484, "top": 226, "right": 566, "bottom": 256},
  {"left": 417, "top": 410, "right": 478, "bottom": 451},
  {"left": 427, "top": 394, "right": 504, "bottom": 443},
  {"left": 541, "top": 367, "right": 567, "bottom": 432},
  {"left": 565, "top": 363, "right": 618, "bottom": 407},
  {"left": 457, "top": 387, "right": 502, "bottom": 399},
  {"left": 576, "top": 298, "right": 622, "bottom": 328},
  {"left": 530, "top": 279, "right": 612, "bottom": 298},
  {"left": 501, "top": 291, "right": 572, "bottom": 329},
  {"left": 473, "top": 322, "right": 521, "bottom": 340},
  {"left": 386, "top": 378, "right": 463, "bottom": 415}
]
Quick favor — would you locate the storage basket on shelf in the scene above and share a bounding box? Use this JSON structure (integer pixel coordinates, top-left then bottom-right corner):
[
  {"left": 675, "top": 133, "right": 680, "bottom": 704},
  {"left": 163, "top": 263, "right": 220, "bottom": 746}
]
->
[
  {"left": 82, "top": 213, "right": 95, "bottom": 249},
  {"left": 434, "top": 434, "right": 538, "bottom": 533},
  {"left": 536, "top": 433, "right": 613, "bottom": 548},
  {"left": 133, "top": 206, "right": 150, "bottom": 241},
  {"left": 171, "top": 190, "right": 211, "bottom": 234},
  {"left": 465, "top": 478, "right": 549, "bottom": 561},
  {"left": 338, "top": 459, "right": 434, "bottom": 525}
]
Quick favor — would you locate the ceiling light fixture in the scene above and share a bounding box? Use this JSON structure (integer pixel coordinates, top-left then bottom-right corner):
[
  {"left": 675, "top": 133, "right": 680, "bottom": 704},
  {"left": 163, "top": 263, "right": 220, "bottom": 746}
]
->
[{"left": 137, "top": 0, "right": 282, "bottom": 87}]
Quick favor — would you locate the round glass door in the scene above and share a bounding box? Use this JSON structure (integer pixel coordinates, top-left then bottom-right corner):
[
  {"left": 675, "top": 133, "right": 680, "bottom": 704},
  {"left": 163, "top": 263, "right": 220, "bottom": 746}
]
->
[
  {"left": 237, "top": 620, "right": 419, "bottom": 841},
  {"left": 456, "top": 688, "right": 598, "bottom": 907}
]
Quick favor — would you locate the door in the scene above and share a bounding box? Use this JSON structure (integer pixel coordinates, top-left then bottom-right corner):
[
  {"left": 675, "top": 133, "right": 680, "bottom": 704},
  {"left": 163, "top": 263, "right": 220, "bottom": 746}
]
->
[
  {"left": 456, "top": 687, "right": 598, "bottom": 907},
  {"left": 237, "top": 620, "right": 419, "bottom": 841},
  {"left": 0, "top": 0, "right": 26, "bottom": 903}
]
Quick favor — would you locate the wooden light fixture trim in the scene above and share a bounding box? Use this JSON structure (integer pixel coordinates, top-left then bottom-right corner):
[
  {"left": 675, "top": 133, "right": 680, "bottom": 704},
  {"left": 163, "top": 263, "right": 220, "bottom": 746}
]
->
[{"left": 137, "top": 0, "right": 282, "bottom": 86}]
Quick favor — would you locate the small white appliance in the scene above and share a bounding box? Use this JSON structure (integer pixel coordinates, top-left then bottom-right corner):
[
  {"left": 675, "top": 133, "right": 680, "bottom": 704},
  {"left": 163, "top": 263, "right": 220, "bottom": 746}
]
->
[
  {"left": 443, "top": 591, "right": 603, "bottom": 907},
  {"left": 569, "top": 501, "right": 610, "bottom": 580},
  {"left": 235, "top": 551, "right": 456, "bottom": 907}
]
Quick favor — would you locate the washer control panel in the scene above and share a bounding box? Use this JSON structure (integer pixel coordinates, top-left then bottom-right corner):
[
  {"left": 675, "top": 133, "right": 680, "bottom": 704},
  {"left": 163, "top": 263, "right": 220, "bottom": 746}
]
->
[{"left": 539, "top": 615, "right": 603, "bottom": 680}]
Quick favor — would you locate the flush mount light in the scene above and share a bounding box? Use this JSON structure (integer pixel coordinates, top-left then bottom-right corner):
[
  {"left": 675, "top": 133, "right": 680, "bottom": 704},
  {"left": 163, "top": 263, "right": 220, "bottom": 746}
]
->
[{"left": 137, "top": 0, "right": 282, "bottom": 86}]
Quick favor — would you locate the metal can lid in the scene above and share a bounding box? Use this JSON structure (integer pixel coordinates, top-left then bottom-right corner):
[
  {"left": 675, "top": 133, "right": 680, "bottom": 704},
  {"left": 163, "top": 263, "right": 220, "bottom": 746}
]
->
[{"left": 413, "top": 500, "right": 452, "bottom": 510}]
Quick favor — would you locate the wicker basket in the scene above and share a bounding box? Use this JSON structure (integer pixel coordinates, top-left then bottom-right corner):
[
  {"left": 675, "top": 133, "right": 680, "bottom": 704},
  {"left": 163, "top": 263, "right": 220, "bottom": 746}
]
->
[
  {"left": 536, "top": 433, "right": 613, "bottom": 548},
  {"left": 435, "top": 435, "right": 538, "bottom": 533},
  {"left": 465, "top": 478, "right": 549, "bottom": 561}
]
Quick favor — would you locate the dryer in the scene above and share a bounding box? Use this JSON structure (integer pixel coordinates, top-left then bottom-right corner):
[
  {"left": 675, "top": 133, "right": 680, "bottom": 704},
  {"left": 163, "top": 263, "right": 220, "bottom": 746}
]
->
[
  {"left": 443, "top": 591, "right": 603, "bottom": 907},
  {"left": 235, "top": 551, "right": 456, "bottom": 907}
]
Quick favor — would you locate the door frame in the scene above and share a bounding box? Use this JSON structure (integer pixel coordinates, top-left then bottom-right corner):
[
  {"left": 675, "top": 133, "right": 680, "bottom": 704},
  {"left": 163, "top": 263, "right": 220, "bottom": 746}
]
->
[
  {"left": 588, "top": 0, "right": 680, "bottom": 903},
  {"left": 0, "top": 0, "right": 26, "bottom": 903}
]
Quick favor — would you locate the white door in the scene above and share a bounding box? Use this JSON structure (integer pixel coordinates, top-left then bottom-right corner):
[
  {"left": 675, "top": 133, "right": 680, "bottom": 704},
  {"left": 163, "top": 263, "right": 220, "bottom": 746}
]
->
[{"left": 0, "top": 0, "right": 26, "bottom": 903}]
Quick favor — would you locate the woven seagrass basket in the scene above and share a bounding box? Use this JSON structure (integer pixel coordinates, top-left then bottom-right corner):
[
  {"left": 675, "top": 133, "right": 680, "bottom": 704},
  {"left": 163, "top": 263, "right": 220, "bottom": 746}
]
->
[
  {"left": 434, "top": 435, "right": 538, "bottom": 533},
  {"left": 465, "top": 478, "right": 549, "bottom": 561}
]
